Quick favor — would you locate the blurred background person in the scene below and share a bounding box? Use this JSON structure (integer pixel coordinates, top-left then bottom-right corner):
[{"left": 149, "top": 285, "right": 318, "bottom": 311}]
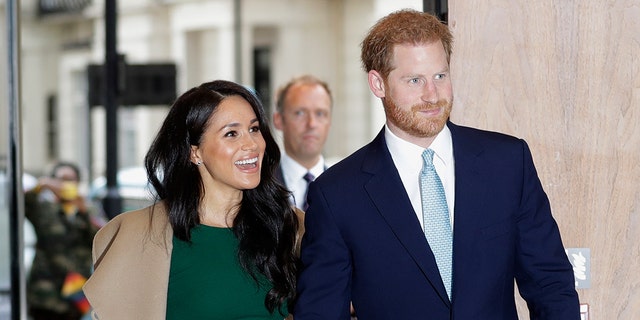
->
[
  {"left": 273, "top": 75, "right": 333, "bottom": 210},
  {"left": 24, "top": 162, "right": 100, "bottom": 320},
  {"left": 83, "top": 80, "right": 302, "bottom": 319}
]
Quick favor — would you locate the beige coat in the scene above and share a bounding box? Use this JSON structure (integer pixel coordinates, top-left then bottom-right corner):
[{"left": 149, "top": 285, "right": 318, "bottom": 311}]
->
[
  {"left": 83, "top": 204, "right": 172, "bottom": 320},
  {"left": 82, "top": 203, "right": 304, "bottom": 320}
]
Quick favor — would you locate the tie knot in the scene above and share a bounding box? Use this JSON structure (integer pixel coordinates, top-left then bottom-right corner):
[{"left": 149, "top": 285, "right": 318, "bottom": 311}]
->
[
  {"left": 422, "top": 149, "right": 435, "bottom": 170},
  {"left": 303, "top": 172, "right": 315, "bottom": 183}
]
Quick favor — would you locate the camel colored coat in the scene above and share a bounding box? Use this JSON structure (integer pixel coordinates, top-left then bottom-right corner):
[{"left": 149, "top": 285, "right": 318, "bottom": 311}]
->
[
  {"left": 83, "top": 203, "right": 304, "bottom": 320},
  {"left": 83, "top": 204, "right": 172, "bottom": 320}
]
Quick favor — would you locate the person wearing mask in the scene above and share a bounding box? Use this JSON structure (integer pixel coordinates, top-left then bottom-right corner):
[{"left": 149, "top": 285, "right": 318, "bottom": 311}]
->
[
  {"left": 25, "top": 162, "right": 99, "bottom": 320},
  {"left": 273, "top": 75, "right": 332, "bottom": 210},
  {"left": 294, "top": 9, "right": 580, "bottom": 319},
  {"left": 83, "top": 80, "right": 302, "bottom": 319}
]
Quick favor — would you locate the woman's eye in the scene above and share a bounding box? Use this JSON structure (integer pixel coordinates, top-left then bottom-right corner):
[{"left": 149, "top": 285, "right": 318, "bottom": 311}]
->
[
  {"left": 249, "top": 126, "right": 261, "bottom": 133},
  {"left": 224, "top": 131, "right": 237, "bottom": 137}
]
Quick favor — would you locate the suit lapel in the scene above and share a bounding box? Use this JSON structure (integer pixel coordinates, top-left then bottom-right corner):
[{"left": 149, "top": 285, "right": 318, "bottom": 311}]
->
[
  {"left": 449, "top": 123, "right": 486, "bottom": 222},
  {"left": 448, "top": 123, "right": 488, "bottom": 299},
  {"left": 362, "top": 129, "right": 451, "bottom": 305}
]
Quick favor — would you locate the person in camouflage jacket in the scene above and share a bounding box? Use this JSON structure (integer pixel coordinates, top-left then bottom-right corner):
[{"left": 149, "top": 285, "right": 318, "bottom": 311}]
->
[{"left": 24, "top": 162, "right": 100, "bottom": 320}]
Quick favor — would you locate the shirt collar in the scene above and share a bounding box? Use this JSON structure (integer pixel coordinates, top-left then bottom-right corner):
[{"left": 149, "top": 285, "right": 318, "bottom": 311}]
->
[
  {"left": 385, "top": 123, "right": 453, "bottom": 169},
  {"left": 429, "top": 124, "right": 453, "bottom": 168},
  {"left": 281, "top": 151, "right": 325, "bottom": 179}
]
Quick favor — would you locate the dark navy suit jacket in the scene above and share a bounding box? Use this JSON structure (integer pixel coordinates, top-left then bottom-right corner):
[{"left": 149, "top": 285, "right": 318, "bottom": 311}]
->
[{"left": 295, "top": 122, "right": 579, "bottom": 319}]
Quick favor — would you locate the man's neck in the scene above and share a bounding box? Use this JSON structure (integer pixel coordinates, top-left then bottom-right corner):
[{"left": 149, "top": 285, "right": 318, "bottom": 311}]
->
[{"left": 285, "top": 153, "right": 320, "bottom": 170}]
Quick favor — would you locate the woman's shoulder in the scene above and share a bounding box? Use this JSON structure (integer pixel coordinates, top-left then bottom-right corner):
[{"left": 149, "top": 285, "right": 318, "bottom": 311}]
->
[
  {"left": 95, "top": 203, "right": 169, "bottom": 246},
  {"left": 85, "top": 203, "right": 173, "bottom": 320},
  {"left": 100, "top": 204, "right": 155, "bottom": 231},
  {"left": 92, "top": 202, "right": 171, "bottom": 264}
]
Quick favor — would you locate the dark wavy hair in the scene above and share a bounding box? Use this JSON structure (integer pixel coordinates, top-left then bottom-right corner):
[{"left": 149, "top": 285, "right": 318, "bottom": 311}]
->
[{"left": 144, "top": 80, "right": 298, "bottom": 314}]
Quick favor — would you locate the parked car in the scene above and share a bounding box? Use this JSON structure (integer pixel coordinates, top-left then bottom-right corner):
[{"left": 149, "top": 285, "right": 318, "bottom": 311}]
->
[{"left": 89, "top": 167, "right": 156, "bottom": 217}]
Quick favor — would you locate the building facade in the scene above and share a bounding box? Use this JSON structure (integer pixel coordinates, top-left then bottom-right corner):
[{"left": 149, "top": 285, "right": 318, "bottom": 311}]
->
[{"left": 18, "top": 0, "right": 423, "bottom": 182}]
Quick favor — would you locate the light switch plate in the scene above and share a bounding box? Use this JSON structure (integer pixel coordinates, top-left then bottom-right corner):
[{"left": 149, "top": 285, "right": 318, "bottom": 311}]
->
[
  {"left": 580, "top": 303, "right": 589, "bottom": 320},
  {"left": 566, "top": 248, "right": 590, "bottom": 289}
]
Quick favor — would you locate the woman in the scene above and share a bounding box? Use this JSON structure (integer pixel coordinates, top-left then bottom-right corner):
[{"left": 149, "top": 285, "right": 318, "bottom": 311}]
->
[{"left": 83, "top": 80, "right": 302, "bottom": 319}]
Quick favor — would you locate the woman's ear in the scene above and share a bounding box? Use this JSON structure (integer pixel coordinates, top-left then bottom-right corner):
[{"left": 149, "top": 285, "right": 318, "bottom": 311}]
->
[
  {"left": 368, "top": 70, "right": 386, "bottom": 98},
  {"left": 190, "top": 145, "right": 201, "bottom": 165}
]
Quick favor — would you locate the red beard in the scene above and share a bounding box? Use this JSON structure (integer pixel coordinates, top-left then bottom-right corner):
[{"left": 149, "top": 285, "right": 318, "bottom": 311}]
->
[{"left": 383, "top": 98, "right": 452, "bottom": 138}]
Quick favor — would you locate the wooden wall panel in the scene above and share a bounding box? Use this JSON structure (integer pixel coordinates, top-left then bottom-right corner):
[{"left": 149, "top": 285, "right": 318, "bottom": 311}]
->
[{"left": 448, "top": 1, "right": 640, "bottom": 318}]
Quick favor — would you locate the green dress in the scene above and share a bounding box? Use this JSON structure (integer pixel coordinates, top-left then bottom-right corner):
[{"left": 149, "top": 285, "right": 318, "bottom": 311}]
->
[{"left": 166, "top": 225, "right": 287, "bottom": 319}]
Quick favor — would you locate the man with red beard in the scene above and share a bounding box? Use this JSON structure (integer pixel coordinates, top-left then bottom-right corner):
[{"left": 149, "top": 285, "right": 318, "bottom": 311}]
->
[{"left": 294, "top": 9, "right": 580, "bottom": 320}]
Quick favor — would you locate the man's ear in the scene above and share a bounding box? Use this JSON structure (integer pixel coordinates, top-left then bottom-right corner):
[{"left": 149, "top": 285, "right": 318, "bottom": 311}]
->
[
  {"left": 273, "top": 111, "right": 284, "bottom": 130},
  {"left": 368, "top": 70, "right": 386, "bottom": 98}
]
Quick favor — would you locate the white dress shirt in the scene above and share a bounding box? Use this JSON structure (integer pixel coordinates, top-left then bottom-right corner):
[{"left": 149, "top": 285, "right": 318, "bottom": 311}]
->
[
  {"left": 280, "top": 152, "right": 326, "bottom": 210},
  {"left": 385, "top": 124, "right": 456, "bottom": 230}
]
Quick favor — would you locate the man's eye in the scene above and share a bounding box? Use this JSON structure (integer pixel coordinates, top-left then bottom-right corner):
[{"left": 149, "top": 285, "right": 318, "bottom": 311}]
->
[
  {"left": 294, "top": 110, "right": 307, "bottom": 117},
  {"left": 435, "top": 73, "right": 447, "bottom": 80},
  {"left": 316, "top": 111, "right": 329, "bottom": 118}
]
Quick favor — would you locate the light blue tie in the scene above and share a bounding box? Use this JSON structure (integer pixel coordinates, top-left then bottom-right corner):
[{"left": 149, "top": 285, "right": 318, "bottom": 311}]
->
[{"left": 420, "top": 148, "right": 453, "bottom": 300}]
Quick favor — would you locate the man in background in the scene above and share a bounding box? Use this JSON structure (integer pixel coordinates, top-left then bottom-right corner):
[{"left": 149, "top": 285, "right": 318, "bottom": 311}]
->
[{"left": 273, "top": 75, "right": 333, "bottom": 210}]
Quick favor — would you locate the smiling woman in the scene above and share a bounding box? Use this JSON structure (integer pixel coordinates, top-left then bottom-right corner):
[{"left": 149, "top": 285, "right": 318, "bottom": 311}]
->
[
  {"left": 83, "top": 80, "right": 302, "bottom": 320},
  {"left": 189, "top": 95, "right": 266, "bottom": 204}
]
